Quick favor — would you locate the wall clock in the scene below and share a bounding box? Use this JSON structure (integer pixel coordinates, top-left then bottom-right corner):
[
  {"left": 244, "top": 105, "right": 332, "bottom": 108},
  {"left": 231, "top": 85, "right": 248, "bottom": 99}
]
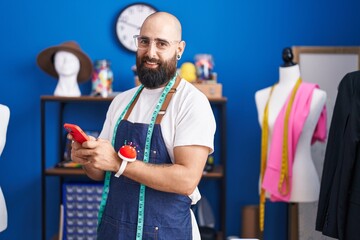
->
[{"left": 115, "top": 3, "right": 157, "bottom": 52}]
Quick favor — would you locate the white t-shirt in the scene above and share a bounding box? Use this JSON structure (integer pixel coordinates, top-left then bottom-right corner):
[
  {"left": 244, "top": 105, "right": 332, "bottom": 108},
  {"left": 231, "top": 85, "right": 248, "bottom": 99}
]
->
[
  {"left": 100, "top": 79, "right": 216, "bottom": 161},
  {"left": 99, "top": 78, "right": 216, "bottom": 239}
]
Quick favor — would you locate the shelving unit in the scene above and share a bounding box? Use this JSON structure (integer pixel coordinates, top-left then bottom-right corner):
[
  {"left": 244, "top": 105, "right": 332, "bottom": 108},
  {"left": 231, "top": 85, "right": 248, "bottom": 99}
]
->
[{"left": 40, "top": 95, "right": 227, "bottom": 240}]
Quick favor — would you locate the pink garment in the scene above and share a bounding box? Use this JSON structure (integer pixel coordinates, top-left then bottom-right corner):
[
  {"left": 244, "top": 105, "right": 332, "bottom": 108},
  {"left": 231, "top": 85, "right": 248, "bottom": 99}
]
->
[{"left": 261, "top": 82, "right": 327, "bottom": 202}]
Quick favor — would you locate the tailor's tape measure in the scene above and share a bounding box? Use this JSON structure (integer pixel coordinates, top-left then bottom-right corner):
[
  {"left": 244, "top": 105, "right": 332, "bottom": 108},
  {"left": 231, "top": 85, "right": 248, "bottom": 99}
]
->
[
  {"left": 97, "top": 74, "right": 177, "bottom": 240},
  {"left": 97, "top": 84, "right": 144, "bottom": 225},
  {"left": 135, "top": 74, "right": 176, "bottom": 240}
]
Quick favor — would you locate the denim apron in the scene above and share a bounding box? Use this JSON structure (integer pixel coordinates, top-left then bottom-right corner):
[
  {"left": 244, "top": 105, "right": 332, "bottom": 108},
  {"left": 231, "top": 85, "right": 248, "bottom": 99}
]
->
[{"left": 97, "top": 77, "right": 192, "bottom": 240}]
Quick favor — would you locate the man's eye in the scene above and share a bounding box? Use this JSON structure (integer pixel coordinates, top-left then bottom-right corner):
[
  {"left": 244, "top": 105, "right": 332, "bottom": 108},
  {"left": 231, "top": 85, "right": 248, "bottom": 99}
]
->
[
  {"left": 157, "top": 41, "right": 169, "bottom": 48},
  {"left": 139, "top": 39, "right": 150, "bottom": 45}
]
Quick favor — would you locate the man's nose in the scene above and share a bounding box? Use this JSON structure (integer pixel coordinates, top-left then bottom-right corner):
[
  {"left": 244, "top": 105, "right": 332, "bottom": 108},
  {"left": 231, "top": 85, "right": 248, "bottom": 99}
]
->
[{"left": 146, "top": 40, "right": 157, "bottom": 56}]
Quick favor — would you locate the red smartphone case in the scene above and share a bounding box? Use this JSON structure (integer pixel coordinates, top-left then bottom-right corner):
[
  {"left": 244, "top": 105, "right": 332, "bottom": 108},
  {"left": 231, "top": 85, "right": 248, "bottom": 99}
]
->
[{"left": 64, "top": 123, "right": 90, "bottom": 143}]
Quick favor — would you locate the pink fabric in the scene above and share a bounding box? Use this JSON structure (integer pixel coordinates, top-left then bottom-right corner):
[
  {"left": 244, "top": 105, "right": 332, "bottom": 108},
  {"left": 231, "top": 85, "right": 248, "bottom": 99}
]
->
[{"left": 261, "top": 82, "right": 327, "bottom": 202}]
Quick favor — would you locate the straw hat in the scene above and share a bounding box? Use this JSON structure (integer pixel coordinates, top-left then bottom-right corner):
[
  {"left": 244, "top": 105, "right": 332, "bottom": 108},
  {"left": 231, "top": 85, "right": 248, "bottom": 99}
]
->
[{"left": 37, "top": 41, "right": 93, "bottom": 83}]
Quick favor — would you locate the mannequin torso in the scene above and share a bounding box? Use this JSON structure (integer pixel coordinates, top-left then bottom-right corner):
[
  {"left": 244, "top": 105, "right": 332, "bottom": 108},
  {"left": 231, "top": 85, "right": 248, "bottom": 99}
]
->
[
  {"left": 255, "top": 64, "right": 327, "bottom": 202},
  {"left": 54, "top": 51, "right": 81, "bottom": 97},
  {"left": 0, "top": 104, "right": 10, "bottom": 231}
]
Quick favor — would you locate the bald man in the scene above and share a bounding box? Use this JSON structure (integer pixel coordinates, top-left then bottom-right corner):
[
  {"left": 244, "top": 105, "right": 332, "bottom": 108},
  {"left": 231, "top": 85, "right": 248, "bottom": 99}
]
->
[{"left": 69, "top": 12, "right": 216, "bottom": 239}]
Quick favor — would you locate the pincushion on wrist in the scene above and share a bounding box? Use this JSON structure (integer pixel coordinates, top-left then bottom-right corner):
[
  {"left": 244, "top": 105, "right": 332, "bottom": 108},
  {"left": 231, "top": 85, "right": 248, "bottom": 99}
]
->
[{"left": 114, "top": 145, "right": 137, "bottom": 177}]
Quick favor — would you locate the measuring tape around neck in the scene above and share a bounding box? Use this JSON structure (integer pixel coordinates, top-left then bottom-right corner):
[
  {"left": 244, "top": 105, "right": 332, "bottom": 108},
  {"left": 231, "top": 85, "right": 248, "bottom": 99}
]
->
[{"left": 97, "top": 74, "right": 177, "bottom": 239}]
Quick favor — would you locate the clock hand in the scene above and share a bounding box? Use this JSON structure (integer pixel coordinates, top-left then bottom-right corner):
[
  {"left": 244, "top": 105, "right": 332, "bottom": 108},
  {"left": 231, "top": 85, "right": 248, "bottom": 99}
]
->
[{"left": 119, "top": 20, "right": 140, "bottom": 30}]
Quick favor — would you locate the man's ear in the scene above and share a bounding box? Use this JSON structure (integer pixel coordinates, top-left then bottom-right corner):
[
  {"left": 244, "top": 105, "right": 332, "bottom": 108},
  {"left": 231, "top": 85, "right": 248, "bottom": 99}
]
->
[{"left": 177, "top": 41, "right": 186, "bottom": 57}]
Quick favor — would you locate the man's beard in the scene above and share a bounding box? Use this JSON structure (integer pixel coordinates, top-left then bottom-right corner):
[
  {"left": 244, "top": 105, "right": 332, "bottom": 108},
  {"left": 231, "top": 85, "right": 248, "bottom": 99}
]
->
[{"left": 136, "top": 54, "right": 177, "bottom": 89}]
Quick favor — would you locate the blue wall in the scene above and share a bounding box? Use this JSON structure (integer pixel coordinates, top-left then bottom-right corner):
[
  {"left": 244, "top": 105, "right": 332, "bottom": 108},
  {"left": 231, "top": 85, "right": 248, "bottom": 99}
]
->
[{"left": 1, "top": 0, "right": 360, "bottom": 239}]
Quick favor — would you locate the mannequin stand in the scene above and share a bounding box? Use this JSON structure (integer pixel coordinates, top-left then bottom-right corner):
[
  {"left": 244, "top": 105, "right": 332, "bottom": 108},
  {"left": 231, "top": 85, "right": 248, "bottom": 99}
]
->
[{"left": 288, "top": 203, "right": 299, "bottom": 240}]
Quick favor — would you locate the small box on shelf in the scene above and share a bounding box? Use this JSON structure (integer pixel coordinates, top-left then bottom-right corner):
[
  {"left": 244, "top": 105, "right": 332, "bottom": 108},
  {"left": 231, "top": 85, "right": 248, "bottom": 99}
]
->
[
  {"left": 135, "top": 74, "right": 222, "bottom": 99},
  {"left": 192, "top": 81, "right": 222, "bottom": 99}
]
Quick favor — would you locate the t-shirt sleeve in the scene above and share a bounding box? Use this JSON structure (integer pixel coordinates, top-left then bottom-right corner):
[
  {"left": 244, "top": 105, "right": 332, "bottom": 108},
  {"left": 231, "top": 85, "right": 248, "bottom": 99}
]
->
[{"left": 174, "top": 92, "right": 216, "bottom": 154}]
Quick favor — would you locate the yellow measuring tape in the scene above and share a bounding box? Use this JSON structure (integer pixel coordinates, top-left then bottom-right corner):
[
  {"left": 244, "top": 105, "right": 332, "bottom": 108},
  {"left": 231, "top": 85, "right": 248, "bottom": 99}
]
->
[{"left": 259, "top": 78, "right": 302, "bottom": 232}]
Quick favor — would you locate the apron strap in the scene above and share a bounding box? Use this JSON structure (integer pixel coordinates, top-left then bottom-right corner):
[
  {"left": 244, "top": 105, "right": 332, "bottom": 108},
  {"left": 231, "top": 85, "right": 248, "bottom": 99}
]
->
[
  {"left": 155, "top": 75, "right": 181, "bottom": 124},
  {"left": 124, "top": 76, "right": 182, "bottom": 123},
  {"left": 123, "top": 88, "right": 143, "bottom": 120}
]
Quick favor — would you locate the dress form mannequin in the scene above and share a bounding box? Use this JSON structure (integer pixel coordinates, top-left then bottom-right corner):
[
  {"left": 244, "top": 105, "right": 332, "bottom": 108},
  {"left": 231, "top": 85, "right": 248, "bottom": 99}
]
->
[
  {"left": 53, "top": 51, "right": 81, "bottom": 97},
  {"left": 255, "top": 63, "right": 327, "bottom": 202},
  {"left": 0, "top": 104, "right": 10, "bottom": 232},
  {"left": 281, "top": 47, "right": 296, "bottom": 67}
]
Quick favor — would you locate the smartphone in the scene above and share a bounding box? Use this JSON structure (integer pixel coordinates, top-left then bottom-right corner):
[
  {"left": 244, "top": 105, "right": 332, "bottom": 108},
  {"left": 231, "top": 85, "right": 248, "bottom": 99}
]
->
[{"left": 63, "top": 123, "right": 90, "bottom": 144}]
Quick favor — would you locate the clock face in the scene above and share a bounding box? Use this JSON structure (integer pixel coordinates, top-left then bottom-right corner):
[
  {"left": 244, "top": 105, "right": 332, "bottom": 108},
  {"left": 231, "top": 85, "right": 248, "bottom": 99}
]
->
[{"left": 116, "top": 3, "right": 157, "bottom": 52}]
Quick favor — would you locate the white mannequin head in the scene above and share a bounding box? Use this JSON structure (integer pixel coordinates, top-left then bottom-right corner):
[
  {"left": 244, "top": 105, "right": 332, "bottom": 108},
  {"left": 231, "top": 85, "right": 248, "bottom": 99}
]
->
[
  {"left": 53, "top": 51, "right": 81, "bottom": 96},
  {"left": 54, "top": 51, "right": 80, "bottom": 77},
  {"left": 37, "top": 41, "right": 93, "bottom": 96}
]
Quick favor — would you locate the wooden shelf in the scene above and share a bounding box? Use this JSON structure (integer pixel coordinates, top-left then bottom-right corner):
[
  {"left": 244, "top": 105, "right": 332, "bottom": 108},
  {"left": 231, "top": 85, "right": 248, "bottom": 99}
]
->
[
  {"left": 41, "top": 95, "right": 227, "bottom": 239},
  {"left": 41, "top": 95, "right": 114, "bottom": 102},
  {"left": 41, "top": 95, "right": 227, "bottom": 103},
  {"left": 45, "top": 165, "right": 223, "bottom": 178},
  {"left": 202, "top": 165, "right": 224, "bottom": 178}
]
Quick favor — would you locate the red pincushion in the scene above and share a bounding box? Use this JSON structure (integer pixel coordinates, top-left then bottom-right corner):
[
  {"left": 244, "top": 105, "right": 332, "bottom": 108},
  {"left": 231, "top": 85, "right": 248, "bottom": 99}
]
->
[{"left": 118, "top": 145, "right": 137, "bottom": 161}]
